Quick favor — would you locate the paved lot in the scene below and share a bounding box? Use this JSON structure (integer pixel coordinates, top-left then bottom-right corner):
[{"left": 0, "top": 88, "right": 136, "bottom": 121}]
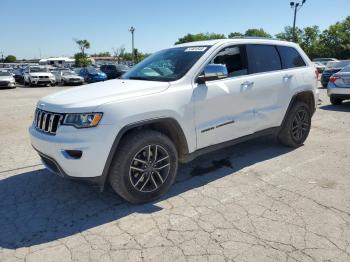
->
[{"left": 0, "top": 85, "right": 350, "bottom": 262}]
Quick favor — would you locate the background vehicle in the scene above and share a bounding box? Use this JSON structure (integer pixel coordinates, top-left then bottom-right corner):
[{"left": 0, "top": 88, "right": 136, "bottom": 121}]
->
[
  {"left": 60, "top": 71, "right": 84, "bottom": 85},
  {"left": 30, "top": 39, "right": 318, "bottom": 204},
  {"left": 24, "top": 66, "right": 56, "bottom": 87},
  {"left": 321, "top": 60, "right": 350, "bottom": 88},
  {"left": 327, "top": 65, "right": 350, "bottom": 105},
  {"left": 13, "top": 68, "right": 25, "bottom": 84},
  {"left": 0, "top": 70, "right": 16, "bottom": 89},
  {"left": 100, "top": 64, "right": 130, "bottom": 79},
  {"left": 75, "top": 67, "right": 107, "bottom": 83},
  {"left": 313, "top": 58, "right": 338, "bottom": 66}
]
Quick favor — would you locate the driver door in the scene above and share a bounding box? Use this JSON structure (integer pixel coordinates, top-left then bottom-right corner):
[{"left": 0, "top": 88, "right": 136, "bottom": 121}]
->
[{"left": 192, "top": 45, "right": 256, "bottom": 149}]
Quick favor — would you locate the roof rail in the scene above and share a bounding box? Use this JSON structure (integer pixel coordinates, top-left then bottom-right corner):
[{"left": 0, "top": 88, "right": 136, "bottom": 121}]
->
[{"left": 229, "top": 36, "right": 286, "bottom": 41}]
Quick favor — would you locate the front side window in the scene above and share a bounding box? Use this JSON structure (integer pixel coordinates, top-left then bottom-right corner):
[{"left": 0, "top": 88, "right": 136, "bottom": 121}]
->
[
  {"left": 246, "top": 44, "right": 281, "bottom": 74},
  {"left": 210, "top": 45, "right": 248, "bottom": 77},
  {"left": 277, "top": 46, "right": 306, "bottom": 69},
  {"left": 122, "top": 46, "right": 209, "bottom": 82}
]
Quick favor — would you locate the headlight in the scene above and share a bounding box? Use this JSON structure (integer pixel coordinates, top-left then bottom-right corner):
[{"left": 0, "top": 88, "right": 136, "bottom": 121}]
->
[
  {"left": 63, "top": 113, "right": 103, "bottom": 128},
  {"left": 31, "top": 76, "right": 38, "bottom": 79}
]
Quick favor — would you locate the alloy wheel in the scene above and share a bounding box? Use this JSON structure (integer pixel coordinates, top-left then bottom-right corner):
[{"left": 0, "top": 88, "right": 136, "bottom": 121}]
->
[
  {"left": 129, "top": 144, "right": 170, "bottom": 193},
  {"left": 291, "top": 108, "right": 309, "bottom": 141}
]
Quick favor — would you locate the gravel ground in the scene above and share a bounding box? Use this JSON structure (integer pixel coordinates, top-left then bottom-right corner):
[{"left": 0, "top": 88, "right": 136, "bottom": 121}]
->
[{"left": 0, "top": 85, "right": 349, "bottom": 262}]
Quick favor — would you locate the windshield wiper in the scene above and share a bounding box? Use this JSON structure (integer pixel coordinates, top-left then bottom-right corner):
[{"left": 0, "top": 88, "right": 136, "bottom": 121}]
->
[{"left": 128, "top": 76, "right": 154, "bottom": 81}]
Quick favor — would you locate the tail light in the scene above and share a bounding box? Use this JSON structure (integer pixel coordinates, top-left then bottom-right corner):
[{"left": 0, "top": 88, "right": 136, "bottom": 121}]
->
[{"left": 329, "top": 76, "right": 340, "bottom": 83}]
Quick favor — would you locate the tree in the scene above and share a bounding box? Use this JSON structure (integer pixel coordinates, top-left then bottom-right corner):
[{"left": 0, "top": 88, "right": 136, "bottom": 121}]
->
[
  {"left": 275, "top": 26, "right": 303, "bottom": 43},
  {"left": 244, "top": 28, "right": 271, "bottom": 38},
  {"left": 112, "top": 46, "right": 126, "bottom": 63},
  {"left": 4, "top": 55, "right": 16, "bottom": 63},
  {"left": 319, "top": 16, "right": 350, "bottom": 59},
  {"left": 228, "top": 32, "right": 243, "bottom": 38},
  {"left": 175, "top": 33, "right": 226, "bottom": 45},
  {"left": 74, "top": 39, "right": 90, "bottom": 55},
  {"left": 90, "top": 52, "right": 111, "bottom": 57},
  {"left": 74, "top": 53, "right": 91, "bottom": 67},
  {"left": 300, "top": 26, "right": 321, "bottom": 59}
]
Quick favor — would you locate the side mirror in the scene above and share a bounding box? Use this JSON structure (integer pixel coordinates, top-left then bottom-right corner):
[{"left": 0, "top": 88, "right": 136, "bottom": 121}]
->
[{"left": 197, "top": 64, "right": 228, "bottom": 84}]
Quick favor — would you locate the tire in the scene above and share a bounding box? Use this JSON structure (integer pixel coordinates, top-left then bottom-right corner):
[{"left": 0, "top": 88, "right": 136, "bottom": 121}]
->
[
  {"left": 109, "top": 130, "right": 178, "bottom": 204},
  {"left": 330, "top": 97, "right": 342, "bottom": 105},
  {"left": 278, "top": 101, "right": 311, "bottom": 147},
  {"left": 29, "top": 80, "right": 34, "bottom": 87}
]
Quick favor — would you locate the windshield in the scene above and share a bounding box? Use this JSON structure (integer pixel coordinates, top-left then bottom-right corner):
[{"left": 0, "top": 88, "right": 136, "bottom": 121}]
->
[
  {"left": 122, "top": 46, "right": 209, "bottom": 82},
  {"left": 30, "top": 67, "right": 48, "bottom": 73},
  {"left": 0, "top": 71, "right": 11, "bottom": 76},
  {"left": 326, "top": 60, "right": 350, "bottom": 69},
  {"left": 86, "top": 67, "right": 99, "bottom": 74},
  {"left": 62, "top": 71, "right": 77, "bottom": 76}
]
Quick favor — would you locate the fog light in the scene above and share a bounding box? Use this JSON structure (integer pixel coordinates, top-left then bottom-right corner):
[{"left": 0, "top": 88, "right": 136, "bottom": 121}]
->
[{"left": 63, "top": 150, "right": 83, "bottom": 159}]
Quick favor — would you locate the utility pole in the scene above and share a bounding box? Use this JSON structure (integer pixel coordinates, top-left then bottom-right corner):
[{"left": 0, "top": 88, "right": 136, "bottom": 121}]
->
[
  {"left": 290, "top": 0, "right": 306, "bottom": 42},
  {"left": 129, "top": 26, "right": 135, "bottom": 63}
]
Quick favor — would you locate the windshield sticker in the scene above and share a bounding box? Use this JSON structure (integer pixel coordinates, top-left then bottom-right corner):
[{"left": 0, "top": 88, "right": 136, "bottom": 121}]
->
[{"left": 184, "top": 47, "right": 207, "bottom": 52}]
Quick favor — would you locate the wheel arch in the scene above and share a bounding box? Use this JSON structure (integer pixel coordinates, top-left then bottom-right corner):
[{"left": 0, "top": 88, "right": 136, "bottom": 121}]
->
[
  {"left": 281, "top": 90, "right": 315, "bottom": 127},
  {"left": 97, "top": 117, "right": 189, "bottom": 190}
]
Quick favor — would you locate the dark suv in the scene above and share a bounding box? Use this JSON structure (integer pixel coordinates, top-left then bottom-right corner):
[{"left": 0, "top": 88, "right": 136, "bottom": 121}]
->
[{"left": 100, "top": 64, "right": 129, "bottom": 79}]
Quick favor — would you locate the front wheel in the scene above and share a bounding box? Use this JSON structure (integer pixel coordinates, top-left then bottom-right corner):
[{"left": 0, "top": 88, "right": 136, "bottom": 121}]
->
[
  {"left": 109, "top": 130, "right": 178, "bottom": 204},
  {"left": 278, "top": 101, "right": 311, "bottom": 147}
]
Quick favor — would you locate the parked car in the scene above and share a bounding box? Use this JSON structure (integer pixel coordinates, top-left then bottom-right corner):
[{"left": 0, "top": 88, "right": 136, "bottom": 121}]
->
[
  {"left": 51, "top": 68, "right": 72, "bottom": 82},
  {"left": 29, "top": 38, "right": 318, "bottom": 203},
  {"left": 24, "top": 66, "right": 56, "bottom": 87},
  {"left": 321, "top": 60, "right": 350, "bottom": 88},
  {"left": 0, "top": 70, "right": 16, "bottom": 89},
  {"left": 76, "top": 67, "right": 107, "bottom": 83},
  {"left": 100, "top": 64, "right": 130, "bottom": 79},
  {"left": 13, "top": 68, "right": 25, "bottom": 84},
  {"left": 313, "top": 58, "right": 338, "bottom": 66},
  {"left": 61, "top": 71, "right": 84, "bottom": 85},
  {"left": 327, "top": 65, "right": 350, "bottom": 105}
]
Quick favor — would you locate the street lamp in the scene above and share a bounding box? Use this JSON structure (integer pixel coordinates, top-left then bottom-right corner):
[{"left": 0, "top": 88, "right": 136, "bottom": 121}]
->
[
  {"left": 290, "top": 0, "right": 306, "bottom": 42},
  {"left": 129, "top": 26, "right": 135, "bottom": 62}
]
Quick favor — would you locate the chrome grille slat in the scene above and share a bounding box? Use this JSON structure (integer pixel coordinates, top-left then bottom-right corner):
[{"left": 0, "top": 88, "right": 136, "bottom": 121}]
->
[{"left": 34, "top": 109, "right": 64, "bottom": 135}]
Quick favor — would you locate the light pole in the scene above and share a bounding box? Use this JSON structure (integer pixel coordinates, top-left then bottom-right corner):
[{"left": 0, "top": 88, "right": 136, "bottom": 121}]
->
[
  {"left": 129, "top": 26, "right": 135, "bottom": 62},
  {"left": 290, "top": 0, "right": 306, "bottom": 42}
]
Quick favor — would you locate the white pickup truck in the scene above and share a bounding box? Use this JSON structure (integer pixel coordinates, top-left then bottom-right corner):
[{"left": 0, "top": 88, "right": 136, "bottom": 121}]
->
[
  {"left": 29, "top": 38, "right": 319, "bottom": 203},
  {"left": 24, "top": 66, "right": 56, "bottom": 87}
]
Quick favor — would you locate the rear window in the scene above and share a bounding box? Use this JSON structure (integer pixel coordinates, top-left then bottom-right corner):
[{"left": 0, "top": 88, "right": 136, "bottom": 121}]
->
[
  {"left": 277, "top": 46, "right": 306, "bottom": 69},
  {"left": 246, "top": 45, "right": 281, "bottom": 74}
]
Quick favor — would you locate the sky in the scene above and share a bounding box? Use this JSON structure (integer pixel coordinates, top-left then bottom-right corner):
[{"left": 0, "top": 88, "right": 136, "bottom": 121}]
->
[{"left": 1, "top": 0, "right": 349, "bottom": 59}]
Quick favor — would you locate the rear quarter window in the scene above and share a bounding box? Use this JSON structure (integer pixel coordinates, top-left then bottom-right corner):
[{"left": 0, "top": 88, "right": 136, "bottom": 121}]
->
[
  {"left": 246, "top": 44, "right": 282, "bottom": 74},
  {"left": 277, "top": 46, "right": 306, "bottom": 69}
]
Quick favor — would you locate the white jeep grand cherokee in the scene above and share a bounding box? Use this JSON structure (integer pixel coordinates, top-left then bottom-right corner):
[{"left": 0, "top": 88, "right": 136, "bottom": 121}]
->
[{"left": 29, "top": 38, "right": 319, "bottom": 203}]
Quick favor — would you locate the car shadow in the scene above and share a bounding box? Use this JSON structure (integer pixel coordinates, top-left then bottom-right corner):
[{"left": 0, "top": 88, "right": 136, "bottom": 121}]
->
[
  {"left": 319, "top": 101, "right": 350, "bottom": 112},
  {"left": 0, "top": 136, "right": 294, "bottom": 249}
]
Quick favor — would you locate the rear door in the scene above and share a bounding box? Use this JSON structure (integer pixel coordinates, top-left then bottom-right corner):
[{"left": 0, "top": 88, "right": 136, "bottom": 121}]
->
[{"left": 245, "top": 44, "right": 287, "bottom": 131}]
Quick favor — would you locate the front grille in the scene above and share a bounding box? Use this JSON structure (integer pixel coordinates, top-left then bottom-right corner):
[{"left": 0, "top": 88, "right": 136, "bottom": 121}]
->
[
  {"left": 0, "top": 81, "right": 9, "bottom": 86},
  {"left": 39, "top": 76, "right": 49, "bottom": 79},
  {"left": 34, "top": 109, "right": 64, "bottom": 135}
]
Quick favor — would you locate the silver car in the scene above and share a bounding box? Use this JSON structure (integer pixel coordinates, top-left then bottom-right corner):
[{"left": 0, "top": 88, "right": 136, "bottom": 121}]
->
[{"left": 327, "top": 65, "right": 350, "bottom": 105}]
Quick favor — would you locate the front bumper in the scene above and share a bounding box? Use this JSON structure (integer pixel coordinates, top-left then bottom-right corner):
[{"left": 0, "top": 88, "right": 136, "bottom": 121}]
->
[
  {"left": 0, "top": 81, "right": 15, "bottom": 88},
  {"left": 29, "top": 123, "right": 116, "bottom": 180},
  {"left": 30, "top": 79, "right": 56, "bottom": 85}
]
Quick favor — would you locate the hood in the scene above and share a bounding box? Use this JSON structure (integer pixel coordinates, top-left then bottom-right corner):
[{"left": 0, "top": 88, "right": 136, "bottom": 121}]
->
[
  {"left": 0, "top": 76, "right": 14, "bottom": 81},
  {"left": 38, "top": 79, "right": 170, "bottom": 113},
  {"left": 63, "top": 75, "right": 83, "bottom": 80},
  {"left": 29, "top": 72, "right": 54, "bottom": 77}
]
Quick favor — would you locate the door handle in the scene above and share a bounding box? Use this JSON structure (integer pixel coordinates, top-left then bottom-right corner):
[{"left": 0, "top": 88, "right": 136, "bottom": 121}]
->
[
  {"left": 241, "top": 81, "right": 254, "bottom": 91},
  {"left": 283, "top": 74, "right": 293, "bottom": 81}
]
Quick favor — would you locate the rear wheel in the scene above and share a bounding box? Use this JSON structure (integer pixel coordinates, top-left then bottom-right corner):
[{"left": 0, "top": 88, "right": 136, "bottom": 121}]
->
[
  {"left": 278, "top": 101, "right": 311, "bottom": 147},
  {"left": 330, "top": 97, "right": 342, "bottom": 105},
  {"left": 109, "top": 130, "right": 178, "bottom": 204}
]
